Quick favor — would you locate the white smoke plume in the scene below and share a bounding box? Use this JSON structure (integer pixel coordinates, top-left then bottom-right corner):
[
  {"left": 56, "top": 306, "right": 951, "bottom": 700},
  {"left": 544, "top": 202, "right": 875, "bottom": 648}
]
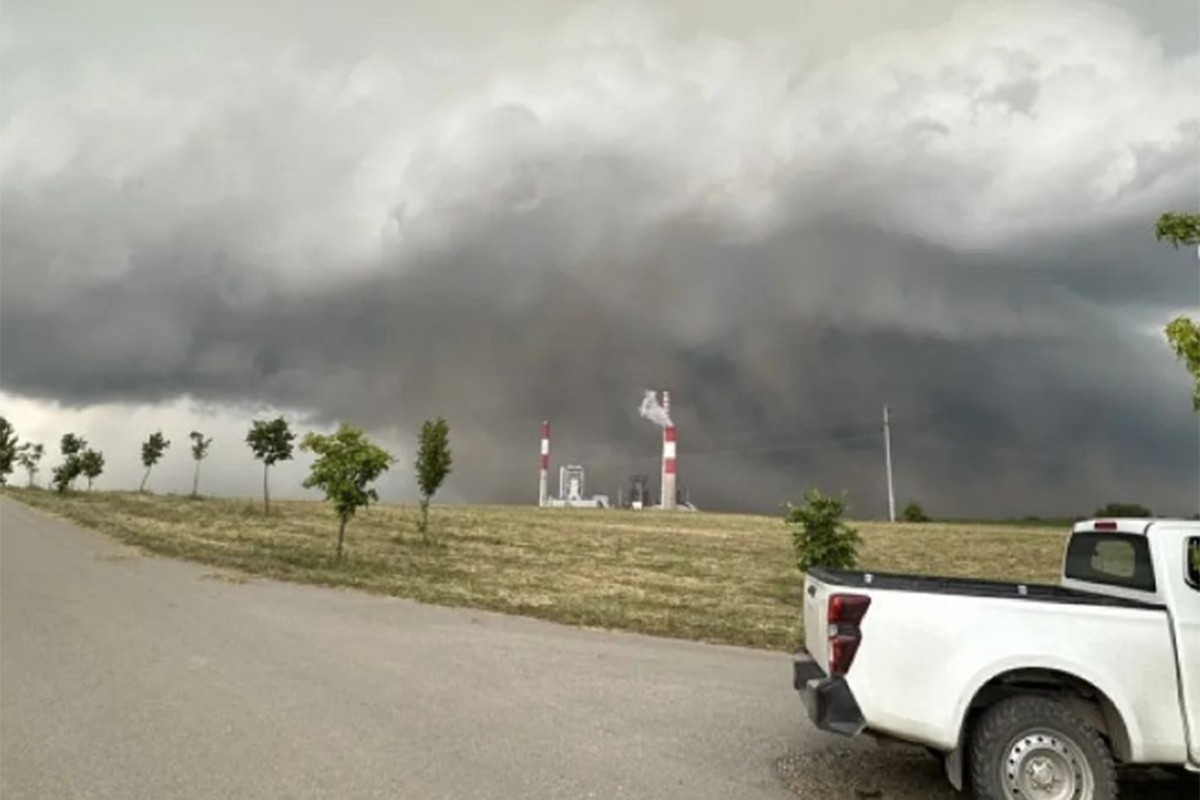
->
[{"left": 638, "top": 390, "right": 672, "bottom": 428}]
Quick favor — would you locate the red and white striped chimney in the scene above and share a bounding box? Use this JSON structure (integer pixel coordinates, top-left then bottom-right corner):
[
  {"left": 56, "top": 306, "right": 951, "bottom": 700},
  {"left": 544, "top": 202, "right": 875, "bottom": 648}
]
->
[
  {"left": 539, "top": 421, "right": 551, "bottom": 507},
  {"left": 661, "top": 391, "right": 677, "bottom": 509}
]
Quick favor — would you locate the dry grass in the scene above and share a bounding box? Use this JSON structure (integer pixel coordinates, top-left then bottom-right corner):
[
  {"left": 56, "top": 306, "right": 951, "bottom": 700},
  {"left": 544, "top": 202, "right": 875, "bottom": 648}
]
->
[{"left": 5, "top": 488, "right": 1068, "bottom": 650}]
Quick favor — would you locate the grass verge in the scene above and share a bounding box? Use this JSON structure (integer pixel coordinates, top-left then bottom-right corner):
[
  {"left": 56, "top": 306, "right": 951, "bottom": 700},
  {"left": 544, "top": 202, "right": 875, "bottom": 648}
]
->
[{"left": 4, "top": 488, "right": 1067, "bottom": 650}]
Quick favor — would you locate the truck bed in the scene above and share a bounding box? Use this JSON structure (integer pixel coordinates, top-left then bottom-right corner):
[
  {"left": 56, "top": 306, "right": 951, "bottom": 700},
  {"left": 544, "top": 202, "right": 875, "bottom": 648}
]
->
[{"left": 807, "top": 567, "right": 1163, "bottom": 610}]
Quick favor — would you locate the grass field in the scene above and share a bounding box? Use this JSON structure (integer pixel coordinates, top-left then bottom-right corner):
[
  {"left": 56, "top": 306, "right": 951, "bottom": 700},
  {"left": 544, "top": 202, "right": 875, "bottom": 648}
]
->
[{"left": 3, "top": 489, "right": 1070, "bottom": 650}]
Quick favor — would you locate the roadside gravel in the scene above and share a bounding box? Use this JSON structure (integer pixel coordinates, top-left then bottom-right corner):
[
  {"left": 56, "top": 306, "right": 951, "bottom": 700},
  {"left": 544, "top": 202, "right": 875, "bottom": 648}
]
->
[{"left": 776, "top": 743, "right": 1198, "bottom": 800}]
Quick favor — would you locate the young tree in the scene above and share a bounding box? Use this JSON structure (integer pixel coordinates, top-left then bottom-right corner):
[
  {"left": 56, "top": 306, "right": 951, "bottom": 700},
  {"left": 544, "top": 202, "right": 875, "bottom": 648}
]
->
[
  {"left": 902, "top": 501, "right": 930, "bottom": 523},
  {"left": 17, "top": 443, "right": 45, "bottom": 488},
  {"left": 79, "top": 449, "right": 105, "bottom": 491},
  {"left": 52, "top": 434, "right": 87, "bottom": 494},
  {"left": 0, "top": 416, "right": 19, "bottom": 486},
  {"left": 785, "top": 488, "right": 862, "bottom": 574},
  {"left": 139, "top": 431, "right": 171, "bottom": 492},
  {"left": 189, "top": 431, "right": 213, "bottom": 498},
  {"left": 52, "top": 462, "right": 79, "bottom": 494},
  {"left": 300, "top": 423, "right": 394, "bottom": 561},
  {"left": 414, "top": 417, "right": 452, "bottom": 541},
  {"left": 246, "top": 417, "right": 295, "bottom": 513},
  {"left": 61, "top": 433, "right": 86, "bottom": 457},
  {"left": 1155, "top": 211, "right": 1200, "bottom": 411}
]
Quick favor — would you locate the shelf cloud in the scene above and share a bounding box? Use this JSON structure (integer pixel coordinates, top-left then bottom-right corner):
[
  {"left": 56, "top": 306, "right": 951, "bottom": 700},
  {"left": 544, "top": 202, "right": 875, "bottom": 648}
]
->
[{"left": 2, "top": 0, "right": 1197, "bottom": 516}]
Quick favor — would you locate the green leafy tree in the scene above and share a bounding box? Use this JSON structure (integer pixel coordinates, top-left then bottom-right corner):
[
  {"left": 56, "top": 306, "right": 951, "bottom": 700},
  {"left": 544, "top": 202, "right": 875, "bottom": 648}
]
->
[
  {"left": 902, "top": 501, "right": 930, "bottom": 523},
  {"left": 246, "top": 417, "right": 296, "bottom": 513},
  {"left": 1094, "top": 502, "right": 1152, "bottom": 518},
  {"left": 61, "top": 433, "right": 86, "bottom": 458},
  {"left": 79, "top": 449, "right": 105, "bottom": 491},
  {"left": 414, "top": 417, "right": 452, "bottom": 541},
  {"left": 1156, "top": 212, "right": 1200, "bottom": 246},
  {"left": 61, "top": 431, "right": 85, "bottom": 455},
  {"left": 52, "top": 434, "right": 87, "bottom": 494},
  {"left": 0, "top": 416, "right": 19, "bottom": 486},
  {"left": 17, "top": 443, "right": 45, "bottom": 488},
  {"left": 785, "top": 488, "right": 862, "bottom": 574},
  {"left": 51, "top": 462, "right": 79, "bottom": 494},
  {"left": 300, "top": 423, "right": 394, "bottom": 561},
  {"left": 139, "top": 431, "right": 170, "bottom": 492},
  {"left": 1166, "top": 319, "right": 1200, "bottom": 411},
  {"left": 1155, "top": 211, "right": 1200, "bottom": 410},
  {"left": 189, "top": 431, "right": 213, "bottom": 498}
]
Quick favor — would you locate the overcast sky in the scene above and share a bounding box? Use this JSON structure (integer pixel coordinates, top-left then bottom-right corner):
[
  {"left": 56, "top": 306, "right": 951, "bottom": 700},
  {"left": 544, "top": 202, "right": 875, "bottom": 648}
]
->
[{"left": 2, "top": 0, "right": 1197, "bottom": 518}]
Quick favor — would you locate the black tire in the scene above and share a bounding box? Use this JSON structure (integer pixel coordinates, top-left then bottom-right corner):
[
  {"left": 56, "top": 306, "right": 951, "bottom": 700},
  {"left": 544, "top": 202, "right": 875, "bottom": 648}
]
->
[{"left": 969, "top": 694, "right": 1117, "bottom": 800}]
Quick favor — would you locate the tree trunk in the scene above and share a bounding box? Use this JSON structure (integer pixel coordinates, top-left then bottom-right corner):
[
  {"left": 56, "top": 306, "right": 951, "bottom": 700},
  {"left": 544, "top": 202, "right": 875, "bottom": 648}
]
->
[
  {"left": 336, "top": 517, "right": 347, "bottom": 561},
  {"left": 140, "top": 467, "right": 151, "bottom": 493},
  {"left": 87, "top": 476, "right": 94, "bottom": 491},
  {"left": 192, "top": 462, "right": 200, "bottom": 498},
  {"left": 419, "top": 498, "right": 430, "bottom": 538},
  {"left": 263, "top": 463, "right": 270, "bottom": 514}
]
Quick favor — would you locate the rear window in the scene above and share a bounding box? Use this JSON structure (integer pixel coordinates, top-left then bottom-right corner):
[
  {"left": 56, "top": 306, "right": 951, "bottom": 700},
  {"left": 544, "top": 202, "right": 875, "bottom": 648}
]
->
[
  {"left": 1187, "top": 538, "right": 1199, "bottom": 592},
  {"left": 1064, "top": 532, "right": 1156, "bottom": 593}
]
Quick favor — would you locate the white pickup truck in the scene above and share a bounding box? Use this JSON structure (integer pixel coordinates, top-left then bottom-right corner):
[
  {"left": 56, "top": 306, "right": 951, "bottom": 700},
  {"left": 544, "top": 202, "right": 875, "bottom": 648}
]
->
[{"left": 792, "top": 517, "right": 1199, "bottom": 799}]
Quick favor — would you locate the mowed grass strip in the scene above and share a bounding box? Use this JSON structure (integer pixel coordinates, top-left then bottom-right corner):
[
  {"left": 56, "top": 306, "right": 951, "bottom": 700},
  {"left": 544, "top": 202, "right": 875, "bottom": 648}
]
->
[{"left": 5, "top": 489, "right": 1067, "bottom": 650}]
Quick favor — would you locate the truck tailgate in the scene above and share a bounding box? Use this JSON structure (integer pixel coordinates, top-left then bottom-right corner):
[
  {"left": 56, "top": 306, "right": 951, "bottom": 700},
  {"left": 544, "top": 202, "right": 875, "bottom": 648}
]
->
[{"left": 803, "top": 573, "right": 832, "bottom": 671}]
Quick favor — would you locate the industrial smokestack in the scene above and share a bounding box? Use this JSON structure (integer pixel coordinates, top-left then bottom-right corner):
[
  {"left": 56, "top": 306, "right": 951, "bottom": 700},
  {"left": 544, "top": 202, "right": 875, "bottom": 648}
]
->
[
  {"left": 539, "top": 420, "right": 550, "bottom": 507},
  {"left": 661, "top": 391, "right": 677, "bottom": 510}
]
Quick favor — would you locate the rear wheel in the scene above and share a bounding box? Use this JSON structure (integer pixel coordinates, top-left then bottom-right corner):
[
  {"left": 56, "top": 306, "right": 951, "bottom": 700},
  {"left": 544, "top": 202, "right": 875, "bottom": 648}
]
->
[{"left": 969, "top": 695, "right": 1117, "bottom": 800}]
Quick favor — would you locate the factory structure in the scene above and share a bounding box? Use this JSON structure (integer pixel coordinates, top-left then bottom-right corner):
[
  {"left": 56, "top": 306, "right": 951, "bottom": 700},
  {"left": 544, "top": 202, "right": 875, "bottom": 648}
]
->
[{"left": 537, "top": 390, "right": 695, "bottom": 511}]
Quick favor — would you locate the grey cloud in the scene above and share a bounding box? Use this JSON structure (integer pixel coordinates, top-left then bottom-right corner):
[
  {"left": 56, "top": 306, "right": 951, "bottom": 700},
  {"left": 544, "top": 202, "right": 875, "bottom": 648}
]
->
[
  {"left": 1, "top": 0, "right": 1198, "bottom": 517},
  {"left": 5, "top": 203, "right": 1193, "bottom": 516},
  {"left": 982, "top": 79, "right": 1040, "bottom": 114}
]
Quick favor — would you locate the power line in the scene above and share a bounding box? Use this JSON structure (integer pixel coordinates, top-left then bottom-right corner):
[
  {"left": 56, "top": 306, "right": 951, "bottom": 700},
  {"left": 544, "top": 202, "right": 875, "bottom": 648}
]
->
[
  {"left": 686, "top": 433, "right": 881, "bottom": 458},
  {"left": 667, "top": 407, "right": 941, "bottom": 451},
  {"left": 594, "top": 431, "right": 881, "bottom": 463},
  {"left": 675, "top": 420, "right": 880, "bottom": 449},
  {"left": 614, "top": 432, "right": 1105, "bottom": 472},
  {"left": 549, "top": 408, "right": 1106, "bottom": 472},
  {"left": 893, "top": 435, "right": 1083, "bottom": 468}
]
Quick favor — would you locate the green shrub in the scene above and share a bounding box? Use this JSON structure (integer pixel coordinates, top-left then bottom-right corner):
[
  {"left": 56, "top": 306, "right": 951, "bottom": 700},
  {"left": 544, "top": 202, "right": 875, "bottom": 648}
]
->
[
  {"left": 1093, "top": 502, "right": 1152, "bottom": 518},
  {"left": 785, "top": 488, "right": 861, "bottom": 574},
  {"left": 902, "top": 501, "right": 930, "bottom": 523}
]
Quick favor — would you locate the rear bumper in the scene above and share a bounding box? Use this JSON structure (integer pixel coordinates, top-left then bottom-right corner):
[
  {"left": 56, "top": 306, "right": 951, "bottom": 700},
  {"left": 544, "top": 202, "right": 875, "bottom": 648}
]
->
[{"left": 793, "top": 649, "right": 866, "bottom": 737}]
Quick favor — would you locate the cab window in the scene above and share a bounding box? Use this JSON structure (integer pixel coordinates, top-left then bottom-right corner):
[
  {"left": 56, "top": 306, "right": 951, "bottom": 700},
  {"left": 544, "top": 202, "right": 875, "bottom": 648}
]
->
[
  {"left": 1187, "top": 537, "right": 1199, "bottom": 592},
  {"left": 1064, "top": 532, "right": 1155, "bottom": 592}
]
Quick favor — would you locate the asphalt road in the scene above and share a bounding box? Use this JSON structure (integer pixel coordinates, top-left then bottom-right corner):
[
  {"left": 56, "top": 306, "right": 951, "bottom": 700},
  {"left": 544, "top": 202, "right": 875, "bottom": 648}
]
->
[{"left": 0, "top": 498, "right": 829, "bottom": 799}]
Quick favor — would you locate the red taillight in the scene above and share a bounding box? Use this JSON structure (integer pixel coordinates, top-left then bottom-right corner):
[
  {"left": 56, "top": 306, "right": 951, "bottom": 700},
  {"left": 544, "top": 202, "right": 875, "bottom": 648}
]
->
[
  {"left": 1093, "top": 520, "right": 1118, "bottom": 531},
  {"left": 828, "top": 594, "right": 871, "bottom": 625},
  {"left": 827, "top": 593, "right": 871, "bottom": 676},
  {"left": 829, "top": 637, "right": 861, "bottom": 676}
]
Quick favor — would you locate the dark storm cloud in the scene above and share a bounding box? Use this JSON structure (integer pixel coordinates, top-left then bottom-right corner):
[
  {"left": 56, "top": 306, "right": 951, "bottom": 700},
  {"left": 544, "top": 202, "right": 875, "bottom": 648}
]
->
[
  {"left": 5, "top": 206, "right": 1194, "bottom": 516},
  {"left": 1, "top": 0, "right": 1197, "bottom": 515}
]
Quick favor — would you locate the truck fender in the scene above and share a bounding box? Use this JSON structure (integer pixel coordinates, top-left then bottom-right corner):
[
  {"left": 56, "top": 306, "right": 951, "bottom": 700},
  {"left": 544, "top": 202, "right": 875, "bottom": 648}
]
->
[{"left": 951, "top": 656, "right": 1138, "bottom": 762}]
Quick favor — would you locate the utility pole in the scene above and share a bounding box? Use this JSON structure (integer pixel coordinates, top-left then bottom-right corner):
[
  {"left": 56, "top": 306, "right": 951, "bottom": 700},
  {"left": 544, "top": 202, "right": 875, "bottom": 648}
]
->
[{"left": 883, "top": 404, "right": 896, "bottom": 522}]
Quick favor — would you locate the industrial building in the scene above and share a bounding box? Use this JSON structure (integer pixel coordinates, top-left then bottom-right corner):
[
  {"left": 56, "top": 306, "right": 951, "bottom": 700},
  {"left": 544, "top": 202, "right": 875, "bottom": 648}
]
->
[
  {"left": 543, "top": 464, "right": 610, "bottom": 508},
  {"left": 538, "top": 422, "right": 609, "bottom": 507},
  {"left": 537, "top": 390, "right": 696, "bottom": 511}
]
